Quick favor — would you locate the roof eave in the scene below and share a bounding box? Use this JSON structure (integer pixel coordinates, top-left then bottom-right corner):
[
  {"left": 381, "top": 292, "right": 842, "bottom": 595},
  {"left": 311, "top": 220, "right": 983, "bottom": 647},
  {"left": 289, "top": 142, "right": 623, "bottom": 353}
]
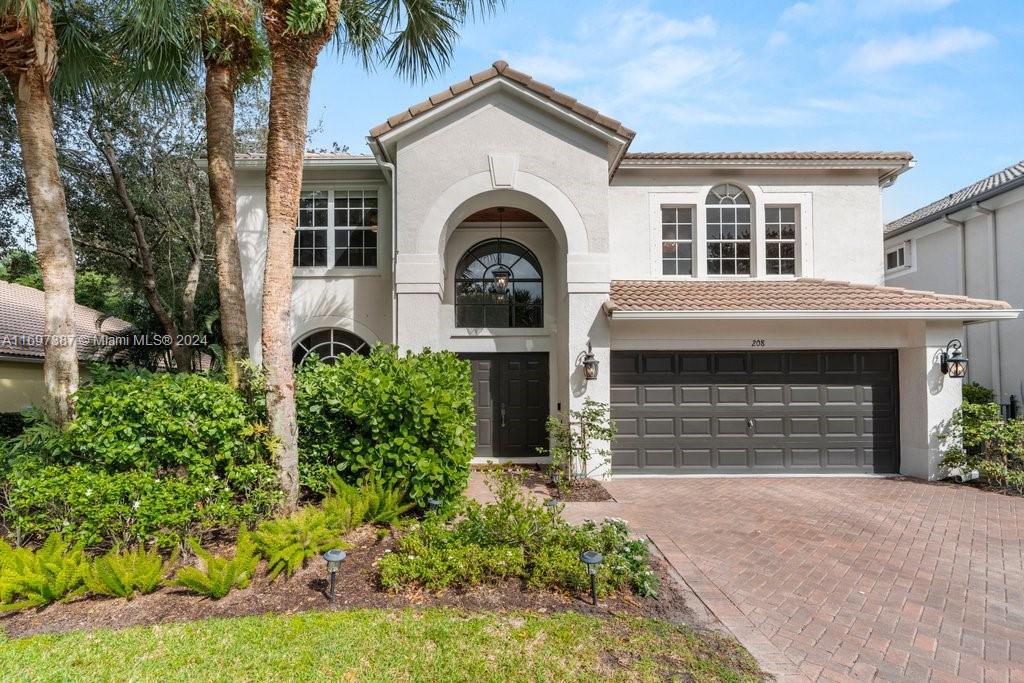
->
[
  {"left": 885, "top": 173, "right": 1024, "bottom": 238},
  {"left": 617, "top": 158, "right": 912, "bottom": 179},
  {"left": 232, "top": 157, "right": 381, "bottom": 171},
  {"left": 606, "top": 309, "right": 1021, "bottom": 321}
]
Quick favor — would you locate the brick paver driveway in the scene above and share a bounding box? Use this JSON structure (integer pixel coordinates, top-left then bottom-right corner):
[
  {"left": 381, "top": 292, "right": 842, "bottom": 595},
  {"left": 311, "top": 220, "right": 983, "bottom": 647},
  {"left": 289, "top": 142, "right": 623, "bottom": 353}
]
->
[{"left": 563, "top": 477, "right": 1024, "bottom": 682}]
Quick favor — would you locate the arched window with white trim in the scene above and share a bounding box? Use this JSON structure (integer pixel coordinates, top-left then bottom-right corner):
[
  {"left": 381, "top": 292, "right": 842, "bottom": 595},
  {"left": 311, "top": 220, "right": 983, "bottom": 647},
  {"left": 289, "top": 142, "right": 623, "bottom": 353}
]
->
[
  {"left": 292, "top": 329, "right": 370, "bottom": 365},
  {"left": 705, "top": 184, "right": 752, "bottom": 275}
]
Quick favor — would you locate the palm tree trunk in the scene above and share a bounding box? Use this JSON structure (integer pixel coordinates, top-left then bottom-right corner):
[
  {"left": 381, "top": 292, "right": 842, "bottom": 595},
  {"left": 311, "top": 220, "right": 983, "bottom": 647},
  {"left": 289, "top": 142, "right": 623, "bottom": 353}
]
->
[
  {"left": 261, "top": 54, "right": 317, "bottom": 509},
  {"left": 205, "top": 62, "right": 250, "bottom": 387},
  {"left": 3, "top": 4, "right": 78, "bottom": 425}
]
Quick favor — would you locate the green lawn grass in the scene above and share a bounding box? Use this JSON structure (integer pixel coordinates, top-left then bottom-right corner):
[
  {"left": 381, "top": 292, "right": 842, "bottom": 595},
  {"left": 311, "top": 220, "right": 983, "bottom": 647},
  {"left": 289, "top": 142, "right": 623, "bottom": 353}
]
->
[{"left": 0, "top": 608, "right": 763, "bottom": 682}]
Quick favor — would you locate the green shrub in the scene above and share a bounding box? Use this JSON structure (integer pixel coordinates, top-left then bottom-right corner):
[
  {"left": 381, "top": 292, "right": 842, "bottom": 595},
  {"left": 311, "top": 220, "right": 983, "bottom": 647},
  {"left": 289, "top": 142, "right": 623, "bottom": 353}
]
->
[
  {"left": 941, "top": 401, "right": 1024, "bottom": 493},
  {"left": 85, "top": 546, "right": 172, "bottom": 599},
  {"left": 2, "top": 374, "right": 282, "bottom": 549},
  {"left": 322, "top": 475, "right": 414, "bottom": 530},
  {"left": 0, "top": 533, "right": 89, "bottom": 611},
  {"left": 963, "top": 382, "right": 997, "bottom": 405},
  {"left": 172, "top": 530, "right": 259, "bottom": 599},
  {"left": 377, "top": 471, "right": 658, "bottom": 598},
  {"left": 3, "top": 463, "right": 279, "bottom": 549},
  {"left": 253, "top": 507, "right": 347, "bottom": 581},
  {"left": 296, "top": 347, "right": 475, "bottom": 504}
]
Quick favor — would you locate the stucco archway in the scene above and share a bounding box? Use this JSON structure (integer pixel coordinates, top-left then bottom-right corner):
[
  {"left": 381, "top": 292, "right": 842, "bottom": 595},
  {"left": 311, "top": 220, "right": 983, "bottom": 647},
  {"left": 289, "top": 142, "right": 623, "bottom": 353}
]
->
[{"left": 417, "top": 170, "right": 590, "bottom": 261}]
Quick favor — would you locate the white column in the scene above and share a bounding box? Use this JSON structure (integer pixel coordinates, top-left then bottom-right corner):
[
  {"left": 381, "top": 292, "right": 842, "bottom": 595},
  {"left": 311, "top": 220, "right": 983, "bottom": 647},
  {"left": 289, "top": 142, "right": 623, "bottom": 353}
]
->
[
  {"left": 566, "top": 273, "right": 612, "bottom": 479},
  {"left": 394, "top": 253, "right": 443, "bottom": 352},
  {"left": 898, "top": 321, "right": 964, "bottom": 480}
]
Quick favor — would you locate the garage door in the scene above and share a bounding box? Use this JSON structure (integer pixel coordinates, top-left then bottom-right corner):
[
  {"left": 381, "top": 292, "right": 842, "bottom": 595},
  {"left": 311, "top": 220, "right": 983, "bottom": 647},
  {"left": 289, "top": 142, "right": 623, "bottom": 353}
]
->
[{"left": 610, "top": 351, "right": 899, "bottom": 474}]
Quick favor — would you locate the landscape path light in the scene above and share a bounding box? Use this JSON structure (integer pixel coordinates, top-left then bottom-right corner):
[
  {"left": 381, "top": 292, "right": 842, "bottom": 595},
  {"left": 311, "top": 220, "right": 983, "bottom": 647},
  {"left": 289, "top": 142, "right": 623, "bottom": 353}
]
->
[
  {"left": 580, "top": 550, "right": 603, "bottom": 606},
  {"left": 323, "top": 549, "right": 347, "bottom": 602}
]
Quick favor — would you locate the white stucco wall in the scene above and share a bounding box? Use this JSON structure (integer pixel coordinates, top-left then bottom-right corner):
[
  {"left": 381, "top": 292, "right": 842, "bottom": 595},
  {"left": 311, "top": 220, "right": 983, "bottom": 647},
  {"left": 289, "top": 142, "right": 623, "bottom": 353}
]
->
[
  {"left": 610, "top": 169, "right": 885, "bottom": 284},
  {"left": 235, "top": 163, "right": 393, "bottom": 363},
  {"left": 885, "top": 186, "right": 1024, "bottom": 402}
]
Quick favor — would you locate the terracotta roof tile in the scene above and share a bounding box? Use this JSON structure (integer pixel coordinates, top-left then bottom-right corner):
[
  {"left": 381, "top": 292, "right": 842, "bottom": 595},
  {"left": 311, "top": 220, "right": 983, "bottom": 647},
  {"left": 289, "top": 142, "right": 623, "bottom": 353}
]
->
[
  {"left": 608, "top": 279, "right": 1011, "bottom": 313},
  {"left": 0, "top": 280, "right": 133, "bottom": 362},
  {"left": 369, "top": 61, "right": 636, "bottom": 143},
  {"left": 886, "top": 159, "right": 1024, "bottom": 235}
]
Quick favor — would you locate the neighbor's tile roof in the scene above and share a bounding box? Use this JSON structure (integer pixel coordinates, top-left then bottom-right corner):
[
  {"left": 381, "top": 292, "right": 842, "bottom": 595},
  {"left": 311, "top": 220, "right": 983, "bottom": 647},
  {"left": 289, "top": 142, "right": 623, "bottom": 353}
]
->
[
  {"left": 885, "top": 159, "right": 1024, "bottom": 235},
  {"left": 0, "top": 280, "right": 133, "bottom": 362},
  {"left": 369, "top": 61, "right": 636, "bottom": 141},
  {"left": 624, "top": 151, "right": 914, "bottom": 162},
  {"left": 608, "top": 279, "right": 1011, "bottom": 312}
]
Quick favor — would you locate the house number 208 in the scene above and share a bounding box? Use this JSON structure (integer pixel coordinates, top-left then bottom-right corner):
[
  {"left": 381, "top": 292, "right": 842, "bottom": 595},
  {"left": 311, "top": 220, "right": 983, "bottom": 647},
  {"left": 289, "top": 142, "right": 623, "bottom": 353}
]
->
[{"left": 751, "top": 339, "right": 766, "bottom": 348}]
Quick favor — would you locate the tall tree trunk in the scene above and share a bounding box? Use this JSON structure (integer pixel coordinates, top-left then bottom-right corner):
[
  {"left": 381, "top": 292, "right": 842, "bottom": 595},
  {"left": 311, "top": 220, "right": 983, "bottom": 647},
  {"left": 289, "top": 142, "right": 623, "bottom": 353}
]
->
[
  {"left": 3, "top": 3, "right": 78, "bottom": 424},
  {"left": 261, "top": 55, "right": 315, "bottom": 509},
  {"left": 205, "top": 62, "right": 249, "bottom": 387},
  {"left": 94, "top": 132, "right": 193, "bottom": 372},
  {"left": 261, "top": 0, "right": 339, "bottom": 509}
]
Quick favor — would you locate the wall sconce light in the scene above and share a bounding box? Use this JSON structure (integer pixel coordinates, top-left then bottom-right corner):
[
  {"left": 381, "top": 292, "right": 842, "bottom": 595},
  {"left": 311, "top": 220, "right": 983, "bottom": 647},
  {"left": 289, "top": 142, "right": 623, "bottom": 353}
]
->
[
  {"left": 577, "top": 342, "right": 599, "bottom": 381},
  {"left": 579, "top": 550, "right": 603, "bottom": 605},
  {"left": 940, "top": 339, "right": 968, "bottom": 379},
  {"left": 322, "top": 548, "right": 347, "bottom": 602}
]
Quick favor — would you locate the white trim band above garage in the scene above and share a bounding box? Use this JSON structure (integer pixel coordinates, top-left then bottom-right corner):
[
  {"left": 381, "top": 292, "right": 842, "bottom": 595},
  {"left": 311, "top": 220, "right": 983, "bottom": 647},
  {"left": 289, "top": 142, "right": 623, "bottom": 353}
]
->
[{"left": 606, "top": 308, "right": 1022, "bottom": 322}]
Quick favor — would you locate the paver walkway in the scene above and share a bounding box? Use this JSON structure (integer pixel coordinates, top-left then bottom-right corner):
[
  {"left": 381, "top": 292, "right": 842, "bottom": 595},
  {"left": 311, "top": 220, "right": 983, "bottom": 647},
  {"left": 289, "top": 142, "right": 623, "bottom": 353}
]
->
[{"left": 560, "top": 477, "right": 1024, "bottom": 682}]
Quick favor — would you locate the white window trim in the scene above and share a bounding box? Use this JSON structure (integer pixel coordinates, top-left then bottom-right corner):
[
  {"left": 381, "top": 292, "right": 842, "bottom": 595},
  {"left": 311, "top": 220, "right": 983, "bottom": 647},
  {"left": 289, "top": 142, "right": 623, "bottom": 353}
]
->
[
  {"left": 292, "top": 181, "right": 388, "bottom": 278},
  {"left": 884, "top": 240, "right": 915, "bottom": 278},
  {"left": 648, "top": 191, "right": 702, "bottom": 280},
  {"left": 649, "top": 187, "right": 812, "bottom": 279}
]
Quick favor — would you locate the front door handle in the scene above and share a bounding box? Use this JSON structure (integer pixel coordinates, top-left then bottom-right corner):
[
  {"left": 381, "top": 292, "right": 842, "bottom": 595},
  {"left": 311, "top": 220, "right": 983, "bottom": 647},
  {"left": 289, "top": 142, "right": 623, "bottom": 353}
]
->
[
  {"left": 747, "top": 417, "right": 754, "bottom": 432},
  {"left": 501, "top": 405, "right": 507, "bottom": 428}
]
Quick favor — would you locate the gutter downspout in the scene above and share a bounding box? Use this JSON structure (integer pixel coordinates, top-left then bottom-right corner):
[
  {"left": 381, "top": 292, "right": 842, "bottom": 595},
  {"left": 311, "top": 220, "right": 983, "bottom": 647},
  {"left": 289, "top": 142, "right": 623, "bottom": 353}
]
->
[
  {"left": 944, "top": 214, "right": 967, "bottom": 297},
  {"left": 975, "top": 201, "right": 1002, "bottom": 400},
  {"left": 368, "top": 137, "right": 399, "bottom": 347}
]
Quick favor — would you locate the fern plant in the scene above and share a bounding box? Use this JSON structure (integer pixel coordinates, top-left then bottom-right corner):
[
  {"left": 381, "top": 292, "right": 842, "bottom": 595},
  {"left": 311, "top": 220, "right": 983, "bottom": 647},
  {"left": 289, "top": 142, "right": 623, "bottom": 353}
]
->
[
  {"left": 84, "top": 546, "right": 175, "bottom": 599},
  {"left": 253, "top": 507, "right": 345, "bottom": 581},
  {"left": 0, "top": 533, "right": 89, "bottom": 611},
  {"left": 172, "top": 530, "right": 259, "bottom": 599},
  {"left": 323, "top": 475, "right": 414, "bottom": 530}
]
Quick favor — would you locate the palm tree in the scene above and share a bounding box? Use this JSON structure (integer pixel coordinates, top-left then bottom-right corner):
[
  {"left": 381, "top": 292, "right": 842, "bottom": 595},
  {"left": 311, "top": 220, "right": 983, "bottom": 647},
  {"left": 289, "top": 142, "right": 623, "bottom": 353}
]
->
[
  {"left": 1, "top": 0, "right": 82, "bottom": 424},
  {"left": 260, "top": 0, "right": 502, "bottom": 507},
  {"left": 121, "top": 0, "right": 266, "bottom": 387}
]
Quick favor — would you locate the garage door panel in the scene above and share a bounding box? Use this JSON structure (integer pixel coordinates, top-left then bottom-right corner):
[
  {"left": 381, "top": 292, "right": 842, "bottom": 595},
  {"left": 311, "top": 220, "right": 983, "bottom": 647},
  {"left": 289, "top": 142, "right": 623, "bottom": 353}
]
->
[{"left": 611, "top": 350, "right": 899, "bottom": 474}]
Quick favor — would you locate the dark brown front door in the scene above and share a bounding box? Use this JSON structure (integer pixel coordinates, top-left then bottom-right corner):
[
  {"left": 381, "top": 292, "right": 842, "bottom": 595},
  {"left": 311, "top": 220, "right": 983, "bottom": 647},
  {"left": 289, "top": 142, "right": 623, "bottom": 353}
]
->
[{"left": 462, "top": 353, "right": 549, "bottom": 458}]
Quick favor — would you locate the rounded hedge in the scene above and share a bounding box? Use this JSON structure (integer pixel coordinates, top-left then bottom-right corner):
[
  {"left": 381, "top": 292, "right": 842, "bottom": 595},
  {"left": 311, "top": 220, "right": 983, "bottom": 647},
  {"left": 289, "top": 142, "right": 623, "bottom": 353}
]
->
[{"left": 296, "top": 346, "right": 475, "bottom": 504}]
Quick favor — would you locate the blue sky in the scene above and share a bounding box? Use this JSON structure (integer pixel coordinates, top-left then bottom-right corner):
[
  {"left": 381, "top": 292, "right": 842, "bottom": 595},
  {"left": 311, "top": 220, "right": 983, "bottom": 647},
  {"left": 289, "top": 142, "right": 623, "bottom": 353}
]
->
[{"left": 305, "top": 0, "right": 1024, "bottom": 222}]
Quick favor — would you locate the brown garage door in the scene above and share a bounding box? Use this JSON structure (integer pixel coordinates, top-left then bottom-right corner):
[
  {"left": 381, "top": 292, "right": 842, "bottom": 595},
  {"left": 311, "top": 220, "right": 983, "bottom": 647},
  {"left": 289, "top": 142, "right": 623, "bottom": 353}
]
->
[{"left": 610, "top": 351, "right": 899, "bottom": 474}]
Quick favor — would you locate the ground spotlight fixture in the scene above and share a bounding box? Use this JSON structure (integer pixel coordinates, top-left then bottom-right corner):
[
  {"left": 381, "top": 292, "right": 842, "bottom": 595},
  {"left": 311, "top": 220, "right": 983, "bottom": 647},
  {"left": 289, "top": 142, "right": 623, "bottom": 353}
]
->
[
  {"left": 543, "top": 498, "right": 558, "bottom": 512},
  {"left": 580, "top": 550, "right": 603, "bottom": 605},
  {"left": 427, "top": 498, "right": 442, "bottom": 513},
  {"left": 323, "top": 549, "right": 347, "bottom": 602},
  {"left": 578, "top": 342, "right": 599, "bottom": 381},
  {"left": 940, "top": 339, "right": 968, "bottom": 379}
]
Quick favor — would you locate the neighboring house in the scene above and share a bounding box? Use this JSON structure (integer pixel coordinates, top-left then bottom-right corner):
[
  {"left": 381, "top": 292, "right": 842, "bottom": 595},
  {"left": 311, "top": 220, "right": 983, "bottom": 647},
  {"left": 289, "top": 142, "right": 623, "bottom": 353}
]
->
[
  {"left": 885, "top": 160, "right": 1024, "bottom": 407},
  {"left": 0, "top": 280, "right": 132, "bottom": 412},
  {"left": 235, "top": 61, "right": 1017, "bottom": 480}
]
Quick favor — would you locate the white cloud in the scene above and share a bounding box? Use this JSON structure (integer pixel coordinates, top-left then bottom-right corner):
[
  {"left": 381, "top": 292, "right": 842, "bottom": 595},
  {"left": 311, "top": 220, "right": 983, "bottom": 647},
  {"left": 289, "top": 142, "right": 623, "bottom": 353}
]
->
[
  {"left": 506, "top": 3, "right": 734, "bottom": 108},
  {"left": 767, "top": 31, "right": 791, "bottom": 49},
  {"left": 855, "top": 0, "right": 956, "bottom": 16},
  {"left": 846, "top": 26, "right": 994, "bottom": 72}
]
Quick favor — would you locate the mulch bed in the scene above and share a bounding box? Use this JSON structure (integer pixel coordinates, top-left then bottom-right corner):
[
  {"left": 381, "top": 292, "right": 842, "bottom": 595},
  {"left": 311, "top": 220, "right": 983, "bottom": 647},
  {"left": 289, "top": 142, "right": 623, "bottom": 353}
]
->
[
  {"left": 486, "top": 465, "right": 614, "bottom": 503},
  {"left": 0, "top": 525, "right": 693, "bottom": 639}
]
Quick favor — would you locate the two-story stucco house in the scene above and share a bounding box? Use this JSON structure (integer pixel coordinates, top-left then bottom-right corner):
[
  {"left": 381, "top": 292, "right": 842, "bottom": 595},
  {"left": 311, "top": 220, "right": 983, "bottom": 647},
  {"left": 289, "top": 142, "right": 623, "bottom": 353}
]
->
[
  {"left": 884, "top": 160, "right": 1024, "bottom": 409},
  {"left": 235, "top": 61, "right": 1017, "bottom": 481}
]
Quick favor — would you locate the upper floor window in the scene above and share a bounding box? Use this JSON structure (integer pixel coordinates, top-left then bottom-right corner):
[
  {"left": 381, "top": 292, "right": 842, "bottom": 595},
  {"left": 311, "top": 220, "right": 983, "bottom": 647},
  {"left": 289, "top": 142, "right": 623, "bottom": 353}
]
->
[
  {"left": 293, "top": 189, "right": 378, "bottom": 268},
  {"left": 661, "top": 207, "right": 693, "bottom": 275},
  {"left": 706, "top": 184, "right": 751, "bottom": 275},
  {"left": 765, "top": 207, "right": 797, "bottom": 275},
  {"left": 885, "top": 244, "right": 908, "bottom": 272},
  {"left": 294, "top": 191, "right": 328, "bottom": 266},
  {"left": 455, "top": 239, "right": 543, "bottom": 328}
]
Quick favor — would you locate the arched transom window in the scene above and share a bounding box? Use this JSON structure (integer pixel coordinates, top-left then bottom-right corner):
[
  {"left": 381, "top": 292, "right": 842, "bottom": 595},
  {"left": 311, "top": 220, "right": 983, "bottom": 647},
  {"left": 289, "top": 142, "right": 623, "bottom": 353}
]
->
[
  {"left": 706, "top": 184, "right": 752, "bottom": 275},
  {"left": 293, "top": 329, "right": 370, "bottom": 365},
  {"left": 455, "top": 239, "right": 543, "bottom": 328}
]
